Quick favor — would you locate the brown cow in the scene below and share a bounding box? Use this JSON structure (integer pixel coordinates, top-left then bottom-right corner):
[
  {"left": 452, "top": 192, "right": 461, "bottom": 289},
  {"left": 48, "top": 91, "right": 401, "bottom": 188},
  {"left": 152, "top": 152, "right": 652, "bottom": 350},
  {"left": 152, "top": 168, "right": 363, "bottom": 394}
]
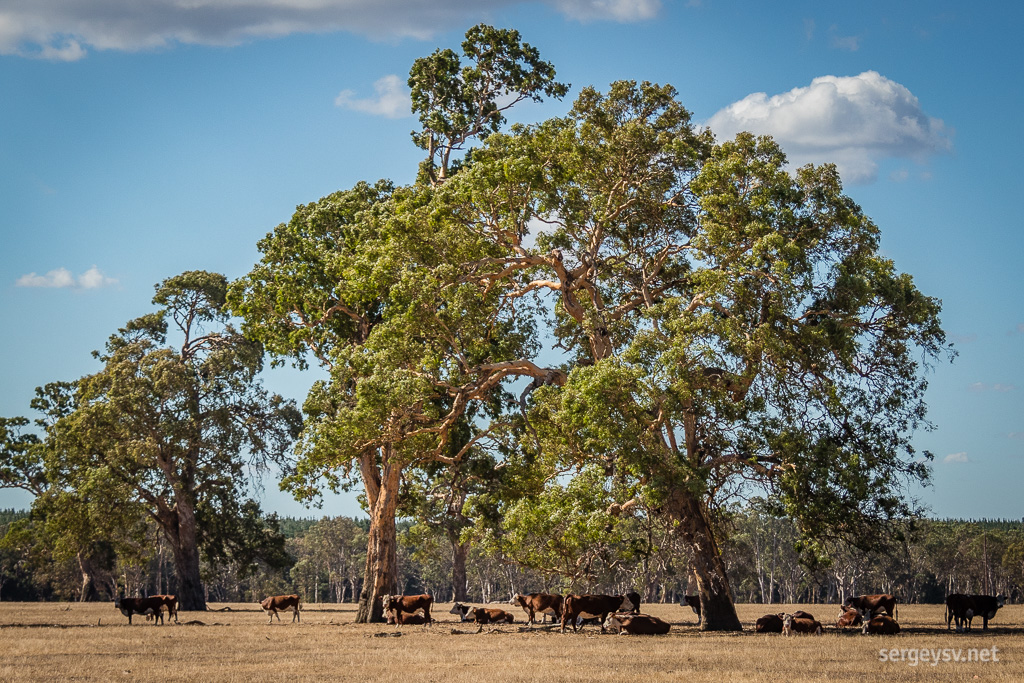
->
[
  {"left": 605, "top": 614, "right": 670, "bottom": 635},
  {"left": 509, "top": 593, "right": 563, "bottom": 625},
  {"left": 115, "top": 596, "right": 166, "bottom": 625},
  {"left": 862, "top": 615, "right": 901, "bottom": 634},
  {"left": 394, "top": 611, "right": 427, "bottom": 625},
  {"left": 782, "top": 613, "right": 823, "bottom": 635},
  {"left": 836, "top": 607, "right": 863, "bottom": 629},
  {"left": 152, "top": 595, "right": 178, "bottom": 623},
  {"left": 561, "top": 594, "right": 633, "bottom": 633},
  {"left": 383, "top": 594, "right": 433, "bottom": 624},
  {"left": 754, "top": 613, "right": 785, "bottom": 633},
  {"left": 843, "top": 594, "right": 898, "bottom": 620},
  {"left": 260, "top": 594, "right": 301, "bottom": 623},
  {"left": 450, "top": 602, "right": 515, "bottom": 624}
]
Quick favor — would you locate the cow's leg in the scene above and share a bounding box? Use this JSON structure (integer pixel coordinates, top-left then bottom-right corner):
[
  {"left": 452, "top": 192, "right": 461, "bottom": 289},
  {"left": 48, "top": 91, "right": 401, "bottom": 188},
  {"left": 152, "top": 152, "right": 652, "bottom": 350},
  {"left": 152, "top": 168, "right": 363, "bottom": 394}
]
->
[{"left": 600, "top": 612, "right": 608, "bottom": 633}]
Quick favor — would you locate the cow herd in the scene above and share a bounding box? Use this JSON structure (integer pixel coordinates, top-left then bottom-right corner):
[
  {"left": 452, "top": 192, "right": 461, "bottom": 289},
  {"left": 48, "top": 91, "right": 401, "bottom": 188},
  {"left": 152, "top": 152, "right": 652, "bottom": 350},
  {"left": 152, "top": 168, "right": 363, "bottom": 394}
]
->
[{"left": 111, "top": 590, "right": 1009, "bottom": 636}]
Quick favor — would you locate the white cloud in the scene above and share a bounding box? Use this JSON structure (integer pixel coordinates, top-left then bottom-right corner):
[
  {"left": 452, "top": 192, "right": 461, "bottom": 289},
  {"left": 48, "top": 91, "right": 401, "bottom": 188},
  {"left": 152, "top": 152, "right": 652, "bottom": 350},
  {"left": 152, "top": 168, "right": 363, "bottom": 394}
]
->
[
  {"left": 705, "top": 71, "right": 952, "bottom": 184},
  {"left": 969, "top": 382, "right": 1016, "bottom": 393},
  {"left": 943, "top": 452, "right": 969, "bottom": 464},
  {"left": 16, "top": 266, "right": 118, "bottom": 289},
  {"left": 0, "top": 0, "right": 658, "bottom": 60},
  {"left": 335, "top": 75, "right": 411, "bottom": 119}
]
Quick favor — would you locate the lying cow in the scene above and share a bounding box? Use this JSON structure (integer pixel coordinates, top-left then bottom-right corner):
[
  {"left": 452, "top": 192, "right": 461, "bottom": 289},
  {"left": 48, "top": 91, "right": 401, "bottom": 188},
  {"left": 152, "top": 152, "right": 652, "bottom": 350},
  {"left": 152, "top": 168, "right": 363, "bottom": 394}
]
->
[
  {"left": 946, "top": 593, "right": 1006, "bottom": 632},
  {"left": 862, "top": 614, "right": 901, "bottom": 634},
  {"left": 260, "top": 594, "right": 301, "bottom": 623},
  {"left": 843, "top": 594, "right": 898, "bottom": 620},
  {"left": 510, "top": 593, "right": 563, "bottom": 625},
  {"left": 450, "top": 602, "right": 515, "bottom": 624},
  {"left": 383, "top": 594, "right": 433, "bottom": 624},
  {"left": 605, "top": 614, "right": 670, "bottom": 635},
  {"left": 755, "top": 613, "right": 785, "bottom": 633},
  {"left": 835, "top": 607, "right": 863, "bottom": 630},
  {"left": 394, "top": 611, "right": 427, "bottom": 625},
  {"left": 782, "top": 613, "right": 823, "bottom": 636},
  {"left": 561, "top": 594, "right": 633, "bottom": 633},
  {"left": 115, "top": 596, "right": 166, "bottom": 625}
]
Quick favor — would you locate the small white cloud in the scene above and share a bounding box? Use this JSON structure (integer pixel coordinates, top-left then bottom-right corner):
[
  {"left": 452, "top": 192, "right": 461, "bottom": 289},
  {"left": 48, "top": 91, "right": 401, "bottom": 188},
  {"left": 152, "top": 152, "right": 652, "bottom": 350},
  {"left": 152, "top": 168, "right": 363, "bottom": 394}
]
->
[
  {"left": 890, "top": 168, "right": 909, "bottom": 182},
  {"left": 335, "top": 75, "right": 411, "bottom": 119},
  {"left": 969, "top": 382, "right": 1016, "bottom": 393},
  {"left": 943, "top": 452, "right": 969, "bottom": 464},
  {"left": 16, "top": 266, "right": 117, "bottom": 289},
  {"left": 706, "top": 71, "right": 952, "bottom": 184},
  {"left": 830, "top": 32, "right": 860, "bottom": 52},
  {"left": 37, "top": 38, "right": 86, "bottom": 62},
  {"left": 553, "top": 0, "right": 660, "bottom": 22}
]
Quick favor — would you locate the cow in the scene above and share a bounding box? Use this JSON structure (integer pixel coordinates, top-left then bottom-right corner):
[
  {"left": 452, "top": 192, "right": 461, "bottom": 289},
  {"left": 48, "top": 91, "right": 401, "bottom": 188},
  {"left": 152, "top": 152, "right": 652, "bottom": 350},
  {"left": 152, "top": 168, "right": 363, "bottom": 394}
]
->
[
  {"left": 790, "top": 610, "right": 816, "bottom": 621},
  {"left": 259, "top": 594, "right": 301, "bottom": 624},
  {"left": 152, "top": 595, "right": 178, "bottom": 623},
  {"left": 754, "top": 613, "right": 785, "bottom": 633},
  {"left": 561, "top": 594, "right": 633, "bottom": 633},
  {"left": 835, "top": 607, "right": 863, "bottom": 630},
  {"left": 625, "top": 591, "right": 642, "bottom": 615},
  {"left": 383, "top": 594, "right": 432, "bottom": 624},
  {"left": 862, "top": 614, "right": 901, "bottom": 635},
  {"left": 394, "top": 611, "right": 428, "bottom": 625},
  {"left": 945, "top": 594, "right": 1006, "bottom": 632},
  {"left": 449, "top": 602, "right": 515, "bottom": 624},
  {"left": 605, "top": 613, "right": 670, "bottom": 635},
  {"left": 115, "top": 596, "right": 166, "bottom": 625},
  {"left": 509, "top": 593, "right": 563, "bottom": 626},
  {"left": 843, "top": 594, "right": 898, "bottom": 621},
  {"left": 681, "top": 594, "right": 702, "bottom": 624},
  {"left": 782, "top": 613, "right": 823, "bottom": 636}
]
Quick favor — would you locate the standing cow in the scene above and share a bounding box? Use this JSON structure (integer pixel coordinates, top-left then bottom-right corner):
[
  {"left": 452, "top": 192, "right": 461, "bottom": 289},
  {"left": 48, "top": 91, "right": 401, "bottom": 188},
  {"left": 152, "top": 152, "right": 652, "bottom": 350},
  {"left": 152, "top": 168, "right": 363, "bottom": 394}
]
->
[
  {"left": 260, "top": 594, "right": 301, "bottom": 623},
  {"left": 561, "top": 594, "right": 633, "bottom": 633},
  {"left": 383, "top": 594, "right": 433, "bottom": 625},
  {"left": 843, "top": 594, "right": 898, "bottom": 621},
  {"left": 946, "top": 594, "right": 1006, "bottom": 632},
  {"left": 115, "top": 596, "right": 166, "bottom": 625},
  {"left": 510, "top": 593, "right": 563, "bottom": 626}
]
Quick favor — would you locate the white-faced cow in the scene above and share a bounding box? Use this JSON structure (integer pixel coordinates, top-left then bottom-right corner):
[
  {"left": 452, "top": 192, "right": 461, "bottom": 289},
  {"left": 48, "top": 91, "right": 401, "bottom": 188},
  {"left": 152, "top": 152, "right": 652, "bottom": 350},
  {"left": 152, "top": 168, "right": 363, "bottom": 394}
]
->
[
  {"left": 450, "top": 602, "right": 515, "bottom": 624},
  {"left": 509, "top": 593, "right": 563, "bottom": 625},
  {"left": 862, "top": 614, "right": 901, "bottom": 634},
  {"left": 605, "top": 613, "right": 670, "bottom": 635},
  {"left": 260, "top": 594, "right": 301, "bottom": 623},
  {"left": 561, "top": 594, "right": 633, "bottom": 633},
  {"left": 945, "top": 593, "right": 1006, "bottom": 632},
  {"left": 115, "top": 596, "right": 166, "bottom": 625},
  {"left": 782, "top": 613, "right": 823, "bottom": 636},
  {"left": 843, "top": 594, "right": 898, "bottom": 621},
  {"left": 383, "top": 594, "right": 433, "bottom": 625}
]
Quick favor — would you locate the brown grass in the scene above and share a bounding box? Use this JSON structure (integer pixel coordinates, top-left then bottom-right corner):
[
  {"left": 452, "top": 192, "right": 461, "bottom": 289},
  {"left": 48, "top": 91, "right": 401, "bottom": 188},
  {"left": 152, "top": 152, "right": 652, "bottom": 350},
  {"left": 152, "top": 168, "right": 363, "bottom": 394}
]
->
[{"left": 0, "top": 601, "right": 1021, "bottom": 682}]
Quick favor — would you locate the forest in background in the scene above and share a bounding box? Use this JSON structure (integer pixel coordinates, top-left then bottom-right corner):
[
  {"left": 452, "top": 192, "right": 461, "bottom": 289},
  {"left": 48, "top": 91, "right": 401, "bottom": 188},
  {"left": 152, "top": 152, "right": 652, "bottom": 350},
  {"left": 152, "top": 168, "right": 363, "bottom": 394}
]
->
[{"left": 3, "top": 506, "right": 1021, "bottom": 607}]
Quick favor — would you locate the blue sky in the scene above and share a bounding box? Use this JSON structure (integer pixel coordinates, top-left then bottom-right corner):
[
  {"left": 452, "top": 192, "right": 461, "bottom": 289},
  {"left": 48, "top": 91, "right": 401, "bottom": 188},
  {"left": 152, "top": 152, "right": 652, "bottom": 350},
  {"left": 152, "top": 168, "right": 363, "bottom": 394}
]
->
[{"left": 1, "top": 0, "right": 1021, "bottom": 520}]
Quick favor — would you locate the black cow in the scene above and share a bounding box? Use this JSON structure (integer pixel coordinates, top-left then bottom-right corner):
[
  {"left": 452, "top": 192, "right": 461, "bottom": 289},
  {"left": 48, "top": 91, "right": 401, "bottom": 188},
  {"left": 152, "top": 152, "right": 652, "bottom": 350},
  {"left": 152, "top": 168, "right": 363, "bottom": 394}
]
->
[
  {"left": 945, "top": 593, "right": 1006, "bottom": 632},
  {"left": 681, "top": 594, "right": 701, "bottom": 624}
]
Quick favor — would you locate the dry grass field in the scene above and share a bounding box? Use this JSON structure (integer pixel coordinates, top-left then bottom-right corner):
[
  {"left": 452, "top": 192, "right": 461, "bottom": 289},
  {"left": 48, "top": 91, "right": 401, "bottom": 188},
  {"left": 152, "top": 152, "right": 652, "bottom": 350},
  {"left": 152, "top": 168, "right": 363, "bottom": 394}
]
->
[{"left": 0, "top": 600, "right": 1021, "bottom": 682}]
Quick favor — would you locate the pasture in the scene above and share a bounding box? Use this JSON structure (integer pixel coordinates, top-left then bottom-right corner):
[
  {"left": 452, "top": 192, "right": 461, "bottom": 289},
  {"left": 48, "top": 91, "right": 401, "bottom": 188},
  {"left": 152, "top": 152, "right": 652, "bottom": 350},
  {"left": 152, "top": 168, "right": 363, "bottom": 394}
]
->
[{"left": 0, "top": 601, "right": 1020, "bottom": 682}]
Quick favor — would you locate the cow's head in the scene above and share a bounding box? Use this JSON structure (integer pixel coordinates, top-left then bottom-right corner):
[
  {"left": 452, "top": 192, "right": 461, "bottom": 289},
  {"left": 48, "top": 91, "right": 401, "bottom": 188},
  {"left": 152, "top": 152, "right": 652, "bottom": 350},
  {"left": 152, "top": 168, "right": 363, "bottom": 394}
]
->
[
  {"left": 997, "top": 595, "right": 1007, "bottom": 608},
  {"left": 449, "top": 602, "right": 470, "bottom": 618},
  {"left": 382, "top": 595, "right": 396, "bottom": 612},
  {"left": 781, "top": 613, "right": 793, "bottom": 636},
  {"left": 618, "top": 595, "right": 634, "bottom": 612},
  {"left": 604, "top": 614, "right": 624, "bottom": 633}
]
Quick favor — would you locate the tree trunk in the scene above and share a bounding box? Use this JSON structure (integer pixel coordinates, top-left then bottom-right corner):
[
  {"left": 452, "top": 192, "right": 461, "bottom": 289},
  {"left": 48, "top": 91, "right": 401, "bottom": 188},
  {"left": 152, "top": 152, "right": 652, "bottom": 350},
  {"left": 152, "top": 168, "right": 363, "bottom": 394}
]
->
[
  {"left": 451, "top": 540, "right": 469, "bottom": 602},
  {"left": 167, "top": 501, "right": 206, "bottom": 611},
  {"left": 77, "top": 552, "right": 95, "bottom": 602},
  {"left": 668, "top": 488, "right": 742, "bottom": 631},
  {"left": 355, "top": 458, "right": 401, "bottom": 623}
]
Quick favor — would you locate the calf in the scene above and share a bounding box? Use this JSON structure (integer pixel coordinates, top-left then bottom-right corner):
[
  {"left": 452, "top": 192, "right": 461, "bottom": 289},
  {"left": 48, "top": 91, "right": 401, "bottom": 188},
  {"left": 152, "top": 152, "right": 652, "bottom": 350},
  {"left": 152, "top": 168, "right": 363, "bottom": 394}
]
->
[
  {"left": 754, "top": 613, "right": 785, "bottom": 633},
  {"left": 605, "top": 614, "right": 670, "bottom": 635},
  {"left": 383, "top": 594, "right": 432, "bottom": 624},
  {"left": 782, "top": 613, "right": 823, "bottom": 636},
  {"left": 260, "top": 594, "right": 301, "bottom": 623},
  {"left": 115, "top": 596, "right": 166, "bottom": 626},
  {"left": 835, "top": 607, "right": 863, "bottom": 630},
  {"left": 946, "top": 594, "right": 1006, "bottom": 632},
  {"left": 450, "top": 602, "right": 515, "bottom": 624},
  {"left": 509, "top": 593, "right": 563, "bottom": 625},
  {"left": 862, "top": 615, "right": 901, "bottom": 634},
  {"left": 394, "top": 611, "right": 427, "bottom": 625},
  {"left": 561, "top": 594, "right": 633, "bottom": 633},
  {"left": 843, "top": 594, "right": 898, "bottom": 620}
]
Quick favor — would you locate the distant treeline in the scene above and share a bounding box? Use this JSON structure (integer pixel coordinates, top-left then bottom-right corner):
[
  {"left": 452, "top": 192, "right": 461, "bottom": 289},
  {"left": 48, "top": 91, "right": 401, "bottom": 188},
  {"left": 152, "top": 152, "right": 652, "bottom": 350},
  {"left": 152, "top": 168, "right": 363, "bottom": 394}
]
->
[{"left": 2, "top": 507, "right": 1021, "bottom": 605}]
